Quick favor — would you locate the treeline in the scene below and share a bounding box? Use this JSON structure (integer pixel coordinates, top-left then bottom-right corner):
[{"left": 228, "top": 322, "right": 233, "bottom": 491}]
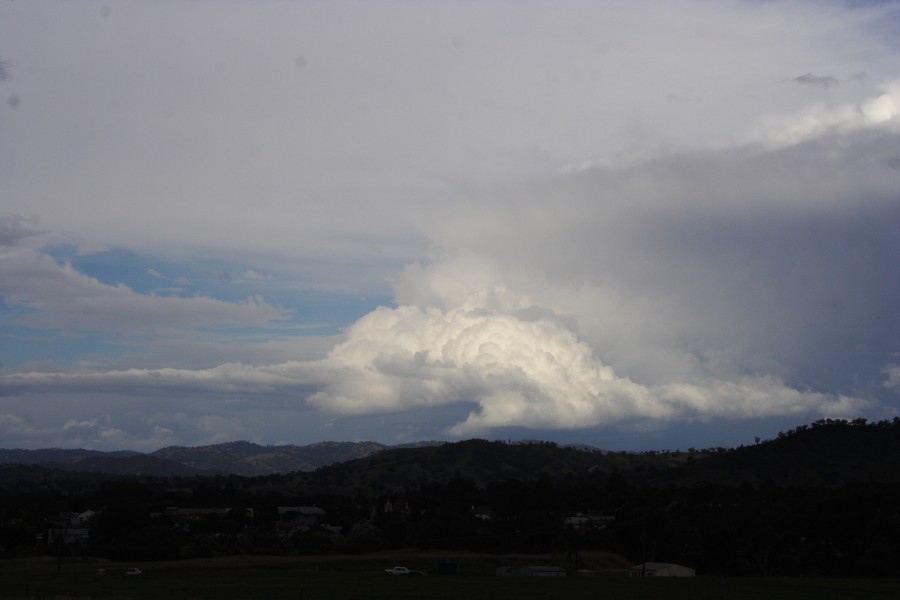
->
[
  {"left": 2, "top": 470, "right": 898, "bottom": 577},
  {"left": 369, "top": 475, "right": 900, "bottom": 577},
  {"left": 1, "top": 419, "right": 899, "bottom": 577}
]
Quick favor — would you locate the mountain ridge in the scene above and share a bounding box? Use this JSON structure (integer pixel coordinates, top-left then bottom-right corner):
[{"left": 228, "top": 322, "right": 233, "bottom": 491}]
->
[
  {"left": 2, "top": 419, "right": 897, "bottom": 484},
  {"left": 293, "top": 419, "right": 900, "bottom": 492},
  {"left": 0, "top": 440, "right": 440, "bottom": 477}
]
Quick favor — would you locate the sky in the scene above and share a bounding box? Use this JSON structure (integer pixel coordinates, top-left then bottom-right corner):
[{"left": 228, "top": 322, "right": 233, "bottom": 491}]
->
[{"left": 1, "top": 1, "right": 898, "bottom": 452}]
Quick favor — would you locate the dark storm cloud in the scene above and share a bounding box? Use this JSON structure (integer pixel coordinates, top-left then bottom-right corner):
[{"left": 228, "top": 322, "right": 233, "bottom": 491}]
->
[
  {"left": 411, "top": 127, "right": 900, "bottom": 411},
  {"left": 794, "top": 73, "right": 840, "bottom": 88}
]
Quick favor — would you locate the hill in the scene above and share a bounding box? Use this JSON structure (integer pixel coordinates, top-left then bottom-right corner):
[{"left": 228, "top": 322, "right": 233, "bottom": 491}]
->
[
  {"left": 0, "top": 440, "right": 395, "bottom": 477},
  {"left": 303, "top": 439, "right": 611, "bottom": 492},
  {"left": 150, "top": 440, "right": 389, "bottom": 476},
  {"left": 668, "top": 418, "right": 900, "bottom": 486},
  {"left": 292, "top": 419, "right": 900, "bottom": 493},
  {"left": 0, "top": 448, "right": 141, "bottom": 464},
  {"left": 46, "top": 455, "right": 212, "bottom": 477}
]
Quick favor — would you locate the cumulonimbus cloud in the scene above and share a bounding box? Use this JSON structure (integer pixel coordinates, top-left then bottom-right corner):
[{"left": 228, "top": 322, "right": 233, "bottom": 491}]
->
[
  {"left": 304, "top": 291, "right": 869, "bottom": 435},
  {"left": 1, "top": 292, "right": 868, "bottom": 436}
]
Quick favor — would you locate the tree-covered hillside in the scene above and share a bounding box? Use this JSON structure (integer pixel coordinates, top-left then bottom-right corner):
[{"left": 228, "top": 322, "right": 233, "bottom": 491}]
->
[
  {"left": 1, "top": 419, "right": 898, "bottom": 577},
  {"left": 292, "top": 418, "right": 900, "bottom": 493}
]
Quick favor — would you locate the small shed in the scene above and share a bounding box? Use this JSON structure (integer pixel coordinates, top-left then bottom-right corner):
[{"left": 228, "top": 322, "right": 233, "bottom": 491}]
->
[{"left": 630, "top": 562, "right": 695, "bottom": 577}]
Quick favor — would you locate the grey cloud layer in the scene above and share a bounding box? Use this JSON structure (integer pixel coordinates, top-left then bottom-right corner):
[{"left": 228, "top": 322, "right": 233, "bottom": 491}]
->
[
  {"left": 2, "top": 1, "right": 896, "bottom": 259},
  {"left": 1, "top": 1, "right": 898, "bottom": 449},
  {"left": 0, "top": 222, "right": 288, "bottom": 333},
  {"left": 415, "top": 129, "right": 900, "bottom": 395}
]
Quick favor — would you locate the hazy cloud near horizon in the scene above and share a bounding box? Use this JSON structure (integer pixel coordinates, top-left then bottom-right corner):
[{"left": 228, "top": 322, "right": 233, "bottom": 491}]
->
[{"left": 1, "top": 1, "right": 898, "bottom": 450}]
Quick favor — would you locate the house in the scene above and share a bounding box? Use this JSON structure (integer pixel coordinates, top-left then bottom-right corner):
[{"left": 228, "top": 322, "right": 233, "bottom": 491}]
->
[
  {"left": 629, "top": 562, "right": 695, "bottom": 577},
  {"left": 471, "top": 506, "right": 494, "bottom": 521},
  {"left": 277, "top": 506, "right": 326, "bottom": 518},
  {"left": 564, "top": 511, "right": 614, "bottom": 530},
  {"left": 46, "top": 527, "right": 91, "bottom": 550},
  {"left": 383, "top": 500, "right": 412, "bottom": 518},
  {"left": 164, "top": 507, "right": 232, "bottom": 521},
  {"left": 56, "top": 512, "right": 81, "bottom": 526},
  {"left": 275, "top": 506, "right": 327, "bottom": 537},
  {"left": 78, "top": 510, "right": 99, "bottom": 525}
]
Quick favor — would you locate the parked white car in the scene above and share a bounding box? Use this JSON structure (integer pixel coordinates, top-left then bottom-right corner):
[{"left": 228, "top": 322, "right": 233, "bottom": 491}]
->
[
  {"left": 124, "top": 568, "right": 142, "bottom": 576},
  {"left": 385, "top": 566, "right": 410, "bottom": 575},
  {"left": 384, "top": 566, "right": 424, "bottom": 575}
]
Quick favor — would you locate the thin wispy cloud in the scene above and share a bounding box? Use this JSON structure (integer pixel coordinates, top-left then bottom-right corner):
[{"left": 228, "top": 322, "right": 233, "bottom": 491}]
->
[{"left": 147, "top": 268, "right": 190, "bottom": 286}]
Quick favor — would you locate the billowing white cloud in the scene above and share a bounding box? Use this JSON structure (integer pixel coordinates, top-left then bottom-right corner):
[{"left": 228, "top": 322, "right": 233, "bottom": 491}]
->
[{"left": 305, "top": 288, "right": 868, "bottom": 435}]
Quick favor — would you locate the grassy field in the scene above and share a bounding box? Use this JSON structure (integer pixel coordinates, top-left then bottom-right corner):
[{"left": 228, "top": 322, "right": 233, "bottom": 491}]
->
[{"left": 2, "top": 554, "right": 897, "bottom": 600}]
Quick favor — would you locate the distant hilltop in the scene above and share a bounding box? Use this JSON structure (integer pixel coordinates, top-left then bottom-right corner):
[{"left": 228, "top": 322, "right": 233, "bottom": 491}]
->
[{"left": 0, "top": 440, "right": 440, "bottom": 477}]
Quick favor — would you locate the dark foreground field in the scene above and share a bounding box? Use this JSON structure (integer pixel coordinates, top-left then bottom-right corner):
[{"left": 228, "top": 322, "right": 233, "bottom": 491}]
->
[{"left": 2, "top": 554, "right": 898, "bottom": 600}]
